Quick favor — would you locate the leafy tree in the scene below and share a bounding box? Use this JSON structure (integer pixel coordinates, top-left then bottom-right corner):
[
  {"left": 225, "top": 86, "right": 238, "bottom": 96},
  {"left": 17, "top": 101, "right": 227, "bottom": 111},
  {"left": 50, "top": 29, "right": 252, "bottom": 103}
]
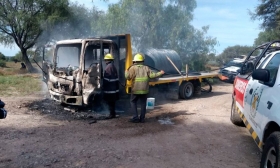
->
[
  {"left": 0, "top": 59, "right": 5, "bottom": 67},
  {"left": 0, "top": 0, "right": 71, "bottom": 72},
  {"left": 216, "top": 45, "right": 254, "bottom": 66},
  {"left": 12, "top": 49, "right": 43, "bottom": 63},
  {"left": 254, "top": 30, "right": 280, "bottom": 46},
  {"left": 38, "top": 2, "right": 96, "bottom": 44},
  {"left": 94, "top": 0, "right": 217, "bottom": 71},
  {"left": 252, "top": 0, "right": 280, "bottom": 46},
  {"left": 182, "top": 26, "right": 218, "bottom": 70},
  {"left": 11, "top": 51, "right": 22, "bottom": 63},
  {"left": 251, "top": 0, "right": 280, "bottom": 31},
  {"left": 0, "top": 52, "right": 5, "bottom": 60}
]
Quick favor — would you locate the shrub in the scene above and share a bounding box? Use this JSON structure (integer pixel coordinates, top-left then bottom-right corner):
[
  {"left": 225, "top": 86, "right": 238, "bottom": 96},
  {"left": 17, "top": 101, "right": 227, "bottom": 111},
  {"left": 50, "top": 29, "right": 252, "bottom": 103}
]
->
[{"left": 0, "top": 59, "right": 6, "bottom": 67}]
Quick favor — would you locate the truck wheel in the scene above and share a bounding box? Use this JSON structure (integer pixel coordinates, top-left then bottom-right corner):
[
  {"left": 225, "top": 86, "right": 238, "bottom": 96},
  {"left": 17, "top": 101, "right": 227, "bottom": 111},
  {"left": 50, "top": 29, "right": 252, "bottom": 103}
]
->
[
  {"left": 260, "top": 132, "right": 280, "bottom": 168},
  {"left": 201, "top": 78, "right": 212, "bottom": 93},
  {"left": 179, "top": 82, "right": 194, "bottom": 99},
  {"left": 230, "top": 97, "right": 244, "bottom": 126}
]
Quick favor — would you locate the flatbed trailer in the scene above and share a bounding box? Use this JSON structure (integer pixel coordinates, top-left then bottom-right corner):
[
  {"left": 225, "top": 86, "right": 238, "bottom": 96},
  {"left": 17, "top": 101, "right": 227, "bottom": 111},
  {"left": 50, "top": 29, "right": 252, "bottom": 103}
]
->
[
  {"left": 151, "top": 72, "right": 218, "bottom": 85},
  {"left": 146, "top": 72, "right": 219, "bottom": 99}
]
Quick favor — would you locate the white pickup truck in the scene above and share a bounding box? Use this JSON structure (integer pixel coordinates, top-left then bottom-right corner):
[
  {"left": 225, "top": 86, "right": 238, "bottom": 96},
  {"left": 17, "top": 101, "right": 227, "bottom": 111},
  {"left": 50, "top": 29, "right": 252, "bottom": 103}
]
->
[{"left": 231, "top": 41, "right": 280, "bottom": 167}]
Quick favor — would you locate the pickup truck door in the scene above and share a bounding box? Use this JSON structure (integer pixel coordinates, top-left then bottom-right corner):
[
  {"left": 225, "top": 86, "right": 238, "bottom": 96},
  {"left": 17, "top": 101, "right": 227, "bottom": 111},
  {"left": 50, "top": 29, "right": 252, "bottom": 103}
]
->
[
  {"left": 244, "top": 52, "right": 280, "bottom": 140},
  {"left": 243, "top": 75, "right": 263, "bottom": 135}
]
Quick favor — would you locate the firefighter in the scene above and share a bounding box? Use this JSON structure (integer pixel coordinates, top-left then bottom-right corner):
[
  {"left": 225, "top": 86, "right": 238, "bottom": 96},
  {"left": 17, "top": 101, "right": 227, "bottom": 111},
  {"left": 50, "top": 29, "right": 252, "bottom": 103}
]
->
[
  {"left": 125, "top": 53, "right": 164, "bottom": 123},
  {"left": 103, "top": 53, "right": 119, "bottom": 119}
]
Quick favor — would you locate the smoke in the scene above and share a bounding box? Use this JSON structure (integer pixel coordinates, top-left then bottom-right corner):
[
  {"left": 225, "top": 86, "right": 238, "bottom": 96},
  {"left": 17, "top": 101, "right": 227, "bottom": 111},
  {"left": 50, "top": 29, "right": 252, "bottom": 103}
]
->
[
  {"left": 41, "top": 81, "right": 49, "bottom": 96},
  {"left": 37, "top": 2, "right": 98, "bottom": 47}
]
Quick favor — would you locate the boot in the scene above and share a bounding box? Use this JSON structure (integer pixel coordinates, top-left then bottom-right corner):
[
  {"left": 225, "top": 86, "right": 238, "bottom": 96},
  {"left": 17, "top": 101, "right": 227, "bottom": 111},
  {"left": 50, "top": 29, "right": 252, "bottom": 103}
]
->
[{"left": 105, "top": 110, "right": 116, "bottom": 119}]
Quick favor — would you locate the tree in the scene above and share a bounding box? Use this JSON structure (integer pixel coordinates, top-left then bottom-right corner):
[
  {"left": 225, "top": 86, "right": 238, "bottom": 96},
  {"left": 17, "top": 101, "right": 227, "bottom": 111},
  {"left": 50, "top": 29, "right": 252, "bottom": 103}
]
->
[
  {"left": 13, "top": 51, "right": 22, "bottom": 62},
  {"left": 252, "top": 0, "right": 280, "bottom": 31},
  {"left": 251, "top": 0, "right": 280, "bottom": 46},
  {"left": 216, "top": 45, "right": 254, "bottom": 66},
  {"left": 254, "top": 30, "right": 280, "bottom": 46},
  {"left": 38, "top": 2, "right": 96, "bottom": 43},
  {"left": 0, "top": 52, "right": 5, "bottom": 61},
  {"left": 0, "top": 0, "right": 71, "bottom": 72},
  {"left": 93, "top": 0, "right": 217, "bottom": 71}
]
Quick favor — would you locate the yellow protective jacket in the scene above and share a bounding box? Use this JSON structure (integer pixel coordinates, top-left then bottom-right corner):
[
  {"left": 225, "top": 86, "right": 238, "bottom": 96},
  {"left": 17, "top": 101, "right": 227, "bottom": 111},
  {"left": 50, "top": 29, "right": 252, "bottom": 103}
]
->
[{"left": 125, "top": 63, "right": 162, "bottom": 94}]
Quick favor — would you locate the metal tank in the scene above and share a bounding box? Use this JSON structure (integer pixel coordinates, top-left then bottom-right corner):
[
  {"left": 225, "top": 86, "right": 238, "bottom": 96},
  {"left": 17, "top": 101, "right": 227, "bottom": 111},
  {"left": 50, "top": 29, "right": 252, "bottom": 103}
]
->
[{"left": 143, "top": 49, "right": 182, "bottom": 75}]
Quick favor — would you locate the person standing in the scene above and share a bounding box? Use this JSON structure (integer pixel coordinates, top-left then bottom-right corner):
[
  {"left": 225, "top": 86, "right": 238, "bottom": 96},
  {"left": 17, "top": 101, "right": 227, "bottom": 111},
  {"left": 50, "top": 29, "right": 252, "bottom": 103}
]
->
[
  {"left": 125, "top": 53, "right": 164, "bottom": 123},
  {"left": 0, "top": 99, "right": 7, "bottom": 119},
  {"left": 103, "top": 53, "right": 119, "bottom": 119}
]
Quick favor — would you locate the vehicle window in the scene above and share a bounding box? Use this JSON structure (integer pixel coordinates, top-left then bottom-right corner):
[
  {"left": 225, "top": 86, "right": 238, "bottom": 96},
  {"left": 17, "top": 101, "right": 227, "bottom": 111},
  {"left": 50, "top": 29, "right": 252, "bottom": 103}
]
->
[
  {"left": 56, "top": 45, "right": 81, "bottom": 68},
  {"left": 263, "top": 53, "right": 280, "bottom": 85},
  {"left": 257, "top": 53, "right": 272, "bottom": 69},
  {"left": 242, "top": 48, "right": 263, "bottom": 75},
  {"left": 226, "top": 61, "right": 243, "bottom": 67}
]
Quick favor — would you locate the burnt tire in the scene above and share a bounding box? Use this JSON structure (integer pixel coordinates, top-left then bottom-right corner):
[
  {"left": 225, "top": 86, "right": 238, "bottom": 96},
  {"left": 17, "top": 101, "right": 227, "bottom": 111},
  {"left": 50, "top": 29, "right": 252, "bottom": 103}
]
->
[
  {"left": 260, "top": 132, "right": 280, "bottom": 168},
  {"left": 230, "top": 97, "right": 244, "bottom": 126},
  {"left": 179, "top": 82, "right": 194, "bottom": 99}
]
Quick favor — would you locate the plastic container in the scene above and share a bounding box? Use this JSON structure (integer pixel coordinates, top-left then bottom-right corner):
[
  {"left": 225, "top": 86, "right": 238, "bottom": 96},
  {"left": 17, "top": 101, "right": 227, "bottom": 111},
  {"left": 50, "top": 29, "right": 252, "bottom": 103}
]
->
[{"left": 146, "top": 98, "right": 155, "bottom": 109}]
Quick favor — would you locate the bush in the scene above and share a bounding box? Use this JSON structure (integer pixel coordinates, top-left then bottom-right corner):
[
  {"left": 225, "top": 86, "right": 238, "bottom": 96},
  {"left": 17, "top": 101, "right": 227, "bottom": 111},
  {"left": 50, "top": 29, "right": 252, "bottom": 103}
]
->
[{"left": 0, "top": 59, "right": 6, "bottom": 67}]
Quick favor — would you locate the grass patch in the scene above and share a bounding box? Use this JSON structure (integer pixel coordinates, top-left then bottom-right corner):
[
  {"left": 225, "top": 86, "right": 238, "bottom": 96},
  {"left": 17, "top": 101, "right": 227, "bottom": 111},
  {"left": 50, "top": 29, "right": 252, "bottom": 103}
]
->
[
  {"left": 0, "top": 74, "right": 42, "bottom": 96},
  {"left": 0, "top": 62, "right": 43, "bottom": 97}
]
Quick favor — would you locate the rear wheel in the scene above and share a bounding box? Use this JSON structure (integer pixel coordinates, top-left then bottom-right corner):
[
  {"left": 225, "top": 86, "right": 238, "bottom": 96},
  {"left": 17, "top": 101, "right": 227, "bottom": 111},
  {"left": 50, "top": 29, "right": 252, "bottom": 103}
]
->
[
  {"left": 230, "top": 97, "right": 244, "bottom": 126},
  {"left": 179, "top": 82, "right": 194, "bottom": 99},
  {"left": 260, "top": 132, "right": 280, "bottom": 168}
]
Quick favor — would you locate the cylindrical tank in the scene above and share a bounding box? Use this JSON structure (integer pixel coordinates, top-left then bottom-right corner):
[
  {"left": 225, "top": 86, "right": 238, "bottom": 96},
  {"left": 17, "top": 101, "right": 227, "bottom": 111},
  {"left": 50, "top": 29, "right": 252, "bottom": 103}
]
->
[{"left": 143, "top": 49, "right": 182, "bottom": 75}]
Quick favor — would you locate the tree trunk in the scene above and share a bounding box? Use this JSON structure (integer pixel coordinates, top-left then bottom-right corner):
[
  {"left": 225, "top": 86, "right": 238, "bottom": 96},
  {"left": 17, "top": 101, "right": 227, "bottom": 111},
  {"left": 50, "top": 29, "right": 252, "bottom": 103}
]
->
[{"left": 21, "top": 49, "right": 36, "bottom": 73}]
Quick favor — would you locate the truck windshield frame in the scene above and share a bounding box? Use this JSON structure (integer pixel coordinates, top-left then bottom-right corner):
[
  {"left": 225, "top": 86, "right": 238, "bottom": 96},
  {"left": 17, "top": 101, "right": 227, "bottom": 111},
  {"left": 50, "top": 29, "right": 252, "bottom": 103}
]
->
[{"left": 55, "top": 44, "right": 82, "bottom": 68}]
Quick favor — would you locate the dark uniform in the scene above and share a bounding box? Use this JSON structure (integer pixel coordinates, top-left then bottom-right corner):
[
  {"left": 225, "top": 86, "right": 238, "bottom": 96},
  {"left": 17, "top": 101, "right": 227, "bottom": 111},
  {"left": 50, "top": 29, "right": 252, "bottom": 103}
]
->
[
  {"left": 125, "top": 53, "right": 164, "bottom": 123},
  {"left": 103, "top": 61, "right": 119, "bottom": 118}
]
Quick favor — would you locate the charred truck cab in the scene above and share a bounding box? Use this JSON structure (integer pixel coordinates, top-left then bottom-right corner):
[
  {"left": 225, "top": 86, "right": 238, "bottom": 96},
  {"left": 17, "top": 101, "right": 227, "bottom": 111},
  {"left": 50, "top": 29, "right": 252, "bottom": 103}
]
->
[{"left": 42, "top": 36, "right": 124, "bottom": 106}]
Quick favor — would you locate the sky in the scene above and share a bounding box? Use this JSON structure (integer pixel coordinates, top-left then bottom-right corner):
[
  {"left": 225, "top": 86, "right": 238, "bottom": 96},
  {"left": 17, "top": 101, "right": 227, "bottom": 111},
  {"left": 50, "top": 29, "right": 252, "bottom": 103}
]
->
[
  {"left": 0, "top": 0, "right": 262, "bottom": 56},
  {"left": 192, "top": 0, "right": 262, "bottom": 54}
]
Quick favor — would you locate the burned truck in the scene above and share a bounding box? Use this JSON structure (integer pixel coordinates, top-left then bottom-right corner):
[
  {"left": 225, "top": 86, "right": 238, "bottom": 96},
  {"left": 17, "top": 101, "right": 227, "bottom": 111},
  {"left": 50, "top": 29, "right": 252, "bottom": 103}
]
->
[
  {"left": 42, "top": 38, "right": 121, "bottom": 106},
  {"left": 42, "top": 34, "right": 218, "bottom": 107}
]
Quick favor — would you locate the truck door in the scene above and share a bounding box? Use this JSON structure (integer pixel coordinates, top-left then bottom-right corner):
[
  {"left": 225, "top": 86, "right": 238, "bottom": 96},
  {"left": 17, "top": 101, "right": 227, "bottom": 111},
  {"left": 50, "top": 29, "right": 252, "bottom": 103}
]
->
[
  {"left": 244, "top": 52, "right": 280, "bottom": 139},
  {"left": 96, "top": 34, "right": 133, "bottom": 94},
  {"left": 42, "top": 46, "right": 53, "bottom": 84},
  {"left": 243, "top": 76, "right": 263, "bottom": 135}
]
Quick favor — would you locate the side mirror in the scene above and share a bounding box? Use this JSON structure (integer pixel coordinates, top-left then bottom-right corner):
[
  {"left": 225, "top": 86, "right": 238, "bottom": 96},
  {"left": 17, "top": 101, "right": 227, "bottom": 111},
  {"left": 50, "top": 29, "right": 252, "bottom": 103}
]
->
[{"left": 252, "top": 69, "right": 270, "bottom": 82}]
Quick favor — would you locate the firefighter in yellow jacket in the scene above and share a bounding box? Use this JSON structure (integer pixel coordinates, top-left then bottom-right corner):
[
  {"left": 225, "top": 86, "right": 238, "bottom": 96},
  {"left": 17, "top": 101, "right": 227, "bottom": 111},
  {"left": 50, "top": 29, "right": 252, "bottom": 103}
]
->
[{"left": 125, "top": 53, "right": 164, "bottom": 123}]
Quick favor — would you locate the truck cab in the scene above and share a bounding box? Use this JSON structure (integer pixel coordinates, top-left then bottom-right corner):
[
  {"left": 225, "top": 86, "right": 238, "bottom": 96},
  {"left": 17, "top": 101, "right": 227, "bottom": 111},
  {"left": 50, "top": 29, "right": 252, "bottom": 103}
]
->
[{"left": 42, "top": 35, "right": 132, "bottom": 106}]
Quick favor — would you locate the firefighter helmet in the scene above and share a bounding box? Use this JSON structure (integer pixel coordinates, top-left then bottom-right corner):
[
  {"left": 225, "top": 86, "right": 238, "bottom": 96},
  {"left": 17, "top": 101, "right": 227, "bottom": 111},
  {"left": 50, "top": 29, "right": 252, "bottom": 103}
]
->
[
  {"left": 104, "top": 53, "right": 114, "bottom": 60},
  {"left": 133, "top": 53, "right": 144, "bottom": 62}
]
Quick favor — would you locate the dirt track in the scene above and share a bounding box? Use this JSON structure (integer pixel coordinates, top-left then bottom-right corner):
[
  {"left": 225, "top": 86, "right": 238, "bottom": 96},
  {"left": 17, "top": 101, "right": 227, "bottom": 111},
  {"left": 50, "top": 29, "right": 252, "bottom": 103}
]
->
[{"left": 0, "top": 82, "right": 260, "bottom": 168}]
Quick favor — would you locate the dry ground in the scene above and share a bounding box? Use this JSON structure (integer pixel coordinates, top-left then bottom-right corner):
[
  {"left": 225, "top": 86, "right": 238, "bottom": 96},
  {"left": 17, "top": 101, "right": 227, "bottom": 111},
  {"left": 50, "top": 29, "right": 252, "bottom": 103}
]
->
[{"left": 0, "top": 82, "right": 260, "bottom": 168}]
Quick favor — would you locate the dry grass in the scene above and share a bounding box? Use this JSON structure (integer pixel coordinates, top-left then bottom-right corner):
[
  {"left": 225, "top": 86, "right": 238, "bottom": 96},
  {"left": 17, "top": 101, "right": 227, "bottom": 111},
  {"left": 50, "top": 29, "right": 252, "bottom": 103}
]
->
[{"left": 0, "top": 62, "right": 43, "bottom": 97}]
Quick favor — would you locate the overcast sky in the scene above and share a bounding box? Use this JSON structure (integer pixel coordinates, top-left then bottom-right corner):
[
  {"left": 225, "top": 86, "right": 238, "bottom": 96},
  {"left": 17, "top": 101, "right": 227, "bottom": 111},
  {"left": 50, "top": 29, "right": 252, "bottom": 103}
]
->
[{"left": 0, "top": 0, "right": 262, "bottom": 56}]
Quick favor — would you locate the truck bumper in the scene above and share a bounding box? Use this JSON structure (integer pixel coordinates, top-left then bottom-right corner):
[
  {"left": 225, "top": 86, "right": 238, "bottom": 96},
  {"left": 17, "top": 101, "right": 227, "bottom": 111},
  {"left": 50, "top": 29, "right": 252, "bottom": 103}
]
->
[{"left": 49, "top": 90, "right": 83, "bottom": 106}]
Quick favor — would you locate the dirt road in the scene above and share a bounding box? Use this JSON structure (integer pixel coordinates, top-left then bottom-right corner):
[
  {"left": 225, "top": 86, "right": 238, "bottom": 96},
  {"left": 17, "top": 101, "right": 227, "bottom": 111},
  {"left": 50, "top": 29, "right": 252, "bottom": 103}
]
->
[{"left": 0, "top": 82, "right": 260, "bottom": 168}]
